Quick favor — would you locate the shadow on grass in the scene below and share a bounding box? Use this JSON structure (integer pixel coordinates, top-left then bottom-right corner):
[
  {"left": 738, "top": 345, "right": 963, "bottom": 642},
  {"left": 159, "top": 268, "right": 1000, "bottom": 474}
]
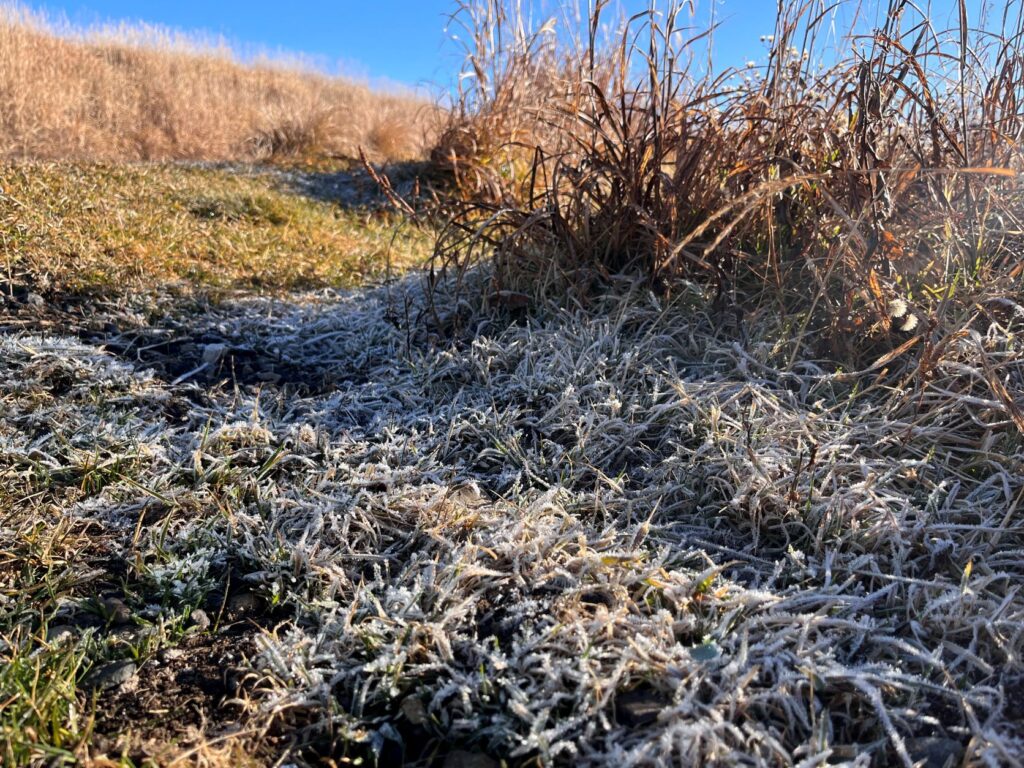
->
[{"left": 270, "top": 159, "right": 440, "bottom": 212}]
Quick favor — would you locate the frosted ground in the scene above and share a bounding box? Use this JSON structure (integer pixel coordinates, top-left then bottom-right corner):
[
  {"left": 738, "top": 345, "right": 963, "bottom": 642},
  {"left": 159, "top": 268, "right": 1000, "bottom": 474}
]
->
[{"left": 2, "top": 275, "right": 1023, "bottom": 766}]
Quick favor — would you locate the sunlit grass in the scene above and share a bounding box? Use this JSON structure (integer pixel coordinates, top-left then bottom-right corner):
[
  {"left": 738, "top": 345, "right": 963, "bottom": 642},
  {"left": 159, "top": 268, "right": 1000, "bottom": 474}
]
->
[{"left": 0, "top": 162, "right": 433, "bottom": 298}]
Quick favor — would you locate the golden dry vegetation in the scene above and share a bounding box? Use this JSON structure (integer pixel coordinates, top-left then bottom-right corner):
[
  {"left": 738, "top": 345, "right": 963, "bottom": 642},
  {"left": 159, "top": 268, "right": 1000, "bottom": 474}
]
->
[{"left": 0, "top": 4, "right": 435, "bottom": 163}]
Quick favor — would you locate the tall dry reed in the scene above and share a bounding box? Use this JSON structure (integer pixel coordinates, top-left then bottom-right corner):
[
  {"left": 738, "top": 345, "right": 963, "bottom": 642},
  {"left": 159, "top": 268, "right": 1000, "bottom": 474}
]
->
[{"left": 429, "top": 0, "right": 1024, "bottom": 367}]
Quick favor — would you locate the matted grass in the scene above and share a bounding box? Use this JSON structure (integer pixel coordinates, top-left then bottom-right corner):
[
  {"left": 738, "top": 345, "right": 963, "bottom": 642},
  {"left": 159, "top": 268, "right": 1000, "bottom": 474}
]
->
[{"left": 1, "top": 271, "right": 1022, "bottom": 765}]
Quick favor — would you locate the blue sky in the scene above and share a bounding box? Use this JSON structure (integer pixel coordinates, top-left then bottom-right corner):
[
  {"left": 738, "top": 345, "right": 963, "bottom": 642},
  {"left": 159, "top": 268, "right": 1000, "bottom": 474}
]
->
[{"left": 21, "top": 1, "right": 991, "bottom": 90}]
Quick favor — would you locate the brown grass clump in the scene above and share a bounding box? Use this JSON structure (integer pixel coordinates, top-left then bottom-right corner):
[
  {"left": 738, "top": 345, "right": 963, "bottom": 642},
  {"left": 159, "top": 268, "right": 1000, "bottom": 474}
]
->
[
  {"left": 429, "top": 0, "right": 1024, "bottom": 365},
  {"left": 0, "top": 5, "right": 435, "bottom": 162}
]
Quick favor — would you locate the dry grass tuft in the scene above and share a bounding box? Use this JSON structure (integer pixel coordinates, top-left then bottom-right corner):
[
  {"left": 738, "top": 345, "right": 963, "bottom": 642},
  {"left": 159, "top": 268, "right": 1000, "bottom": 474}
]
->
[
  {"left": 428, "top": 0, "right": 1024, "bottom": 371},
  {"left": 0, "top": 4, "right": 436, "bottom": 162}
]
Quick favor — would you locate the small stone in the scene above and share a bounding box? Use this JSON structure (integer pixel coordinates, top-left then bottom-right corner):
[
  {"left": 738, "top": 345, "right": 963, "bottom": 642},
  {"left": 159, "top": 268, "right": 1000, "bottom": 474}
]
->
[
  {"left": 189, "top": 609, "right": 211, "bottom": 631},
  {"left": 46, "top": 625, "right": 76, "bottom": 644},
  {"left": 201, "top": 343, "right": 228, "bottom": 365},
  {"left": 85, "top": 661, "right": 137, "bottom": 691},
  {"left": 400, "top": 696, "right": 428, "bottom": 726},
  {"left": 101, "top": 597, "right": 132, "bottom": 625},
  {"left": 442, "top": 751, "right": 497, "bottom": 768},
  {"left": 905, "top": 737, "right": 964, "bottom": 768},
  {"left": 24, "top": 292, "right": 45, "bottom": 307}
]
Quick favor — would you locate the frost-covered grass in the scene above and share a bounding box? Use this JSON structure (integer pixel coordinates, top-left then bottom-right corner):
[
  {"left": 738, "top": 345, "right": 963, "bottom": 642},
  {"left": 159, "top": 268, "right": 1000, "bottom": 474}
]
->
[{"left": 2, "top": 274, "right": 1022, "bottom": 766}]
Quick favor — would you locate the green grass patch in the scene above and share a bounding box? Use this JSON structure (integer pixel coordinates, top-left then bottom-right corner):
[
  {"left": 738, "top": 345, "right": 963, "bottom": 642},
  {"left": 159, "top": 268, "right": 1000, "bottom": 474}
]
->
[{"left": 0, "top": 162, "right": 432, "bottom": 298}]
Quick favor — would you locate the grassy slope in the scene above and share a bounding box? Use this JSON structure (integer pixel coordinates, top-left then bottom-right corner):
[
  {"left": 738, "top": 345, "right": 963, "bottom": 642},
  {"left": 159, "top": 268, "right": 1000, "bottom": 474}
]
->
[{"left": 0, "top": 8, "right": 432, "bottom": 162}]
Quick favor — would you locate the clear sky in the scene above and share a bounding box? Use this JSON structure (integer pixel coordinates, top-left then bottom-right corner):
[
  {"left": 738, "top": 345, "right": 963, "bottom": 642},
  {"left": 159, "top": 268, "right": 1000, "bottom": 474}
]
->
[{"left": 19, "top": 0, "right": 992, "bottom": 91}]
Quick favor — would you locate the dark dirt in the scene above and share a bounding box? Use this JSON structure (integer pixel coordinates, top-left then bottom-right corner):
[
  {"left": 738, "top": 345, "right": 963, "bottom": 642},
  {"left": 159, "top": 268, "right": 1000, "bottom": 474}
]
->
[
  {"left": 97, "top": 328, "right": 334, "bottom": 393},
  {"left": 88, "top": 624, "right": 267, "bottom": 764},
  {"left": 0, "top": 282, "right": 336, "bottom": 394}
]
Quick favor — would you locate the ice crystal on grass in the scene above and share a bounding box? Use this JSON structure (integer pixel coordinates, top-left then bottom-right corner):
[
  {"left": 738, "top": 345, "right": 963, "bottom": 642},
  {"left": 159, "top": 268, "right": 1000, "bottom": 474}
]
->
[{"left": 2, "top": 278, "right": 1023, "bottom": 765}]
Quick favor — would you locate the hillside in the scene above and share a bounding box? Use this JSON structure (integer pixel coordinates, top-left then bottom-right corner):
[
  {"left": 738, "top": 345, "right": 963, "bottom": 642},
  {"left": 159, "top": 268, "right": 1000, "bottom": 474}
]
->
[{"left": 0, "top": 5, "right": 433, "bottom": 162}]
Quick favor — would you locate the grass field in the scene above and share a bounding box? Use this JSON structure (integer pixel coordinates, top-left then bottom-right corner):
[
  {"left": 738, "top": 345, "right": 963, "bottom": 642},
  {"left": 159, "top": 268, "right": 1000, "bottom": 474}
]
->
[
  {"left": 2, "top": 163, "right": 1022, "bottom": 766},
  {"left": 0, "top": 162, "right": 437, "bottom": 766},
  {"left": 0, "top": 5, "right": 432, "bottom": 162},
  {"left": 2, "top": 0, "right": 1024, "bottom": 766},
  {"left": 1, "top": 162, "right": 431, "bottom": 297}
]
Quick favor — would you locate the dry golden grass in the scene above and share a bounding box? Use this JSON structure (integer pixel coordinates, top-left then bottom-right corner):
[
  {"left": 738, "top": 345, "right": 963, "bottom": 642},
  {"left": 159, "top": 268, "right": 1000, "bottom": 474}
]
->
[{"left": 0, "top": 4, "right": 436, "bottom": 162}]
